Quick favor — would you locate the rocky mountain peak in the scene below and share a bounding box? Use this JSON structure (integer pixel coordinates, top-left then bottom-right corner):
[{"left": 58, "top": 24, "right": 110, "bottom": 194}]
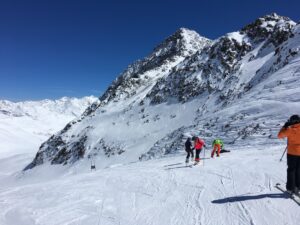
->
[
  {"left": 152, "top": 27, "right": 211, "bottom": 57},
  {"left": 241, "top": 13, "right": 296, "bottom": 46},
  {"left": 143, "top": 14, "right": 298, "bottom": 106},
  {"left": 94, "top": 28, "right": 211, "bottom": 108}
]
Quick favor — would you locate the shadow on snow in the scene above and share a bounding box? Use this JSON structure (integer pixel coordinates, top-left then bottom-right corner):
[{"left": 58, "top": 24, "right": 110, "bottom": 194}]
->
[
  {"left": 212, "top": 193, "right": 288, "bottom": 204},
  {"left": 164, "top": 166, "right": 193, "bottom": 170}
]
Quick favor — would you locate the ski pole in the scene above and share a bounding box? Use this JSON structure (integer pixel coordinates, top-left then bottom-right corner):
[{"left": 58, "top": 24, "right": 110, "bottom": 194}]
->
[
  {"left": 203, "top": 146, "right": 205, "bottom": 167},
  {"left": 279, "top": 147, "right": 287, "bottom": 162}
]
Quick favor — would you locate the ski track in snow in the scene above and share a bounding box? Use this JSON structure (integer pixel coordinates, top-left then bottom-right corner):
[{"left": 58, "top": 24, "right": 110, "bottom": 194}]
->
[{"left": 0, "top": 147, "right": 300, "bottom": 225}]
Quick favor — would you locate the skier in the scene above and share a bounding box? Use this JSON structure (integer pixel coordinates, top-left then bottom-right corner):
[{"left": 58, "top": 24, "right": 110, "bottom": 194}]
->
[
  {"left": 185, "top": 137, "right": 194, "bottom": 163},
  {"left": 192, "top": 136, "right": 205, "bottom": 164},
  {"left": 211, "top": 138, "right": 224, "bottom": 158},
  {"left": 278, "top": 114, "right": 300, "bottom": 195}
]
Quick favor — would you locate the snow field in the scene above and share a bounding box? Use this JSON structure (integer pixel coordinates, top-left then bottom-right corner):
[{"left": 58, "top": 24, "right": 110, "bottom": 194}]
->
[
  {"left": 0, "top": 96, "right": 97, "bottom": 158},
  {"left": 0, "top": 146, "right": 299, "bottom": 225}
]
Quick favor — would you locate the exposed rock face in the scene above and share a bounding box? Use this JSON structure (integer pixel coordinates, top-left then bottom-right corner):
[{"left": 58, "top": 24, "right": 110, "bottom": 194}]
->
[
  {"left": 145, "top": 14, "right": 297, "bottom": 106},
  {"left": 25, "top": 14, "right": 300, "bottom": 169},
  {"left": 24, "top": 134, "right": 87, "bottom": 170},
  {"left": 98, "top": 28, "right": 211, "bottom": 106},
  {"left": 241, "top": 13, "right": 295, "bottom": 46}
]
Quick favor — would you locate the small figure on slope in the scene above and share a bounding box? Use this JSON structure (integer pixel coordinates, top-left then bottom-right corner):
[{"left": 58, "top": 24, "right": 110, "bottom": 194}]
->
[
  {"left": 211, "top": 138, "right": 224, "bottom": 158},
  {"left": 278, "top": 114, "right": 300, "bottom": 196},
  {"left": 185, "top": 137, "right": 194, "bottom": 164},
  {"left": 192, "top": 136, "right": 205, "bottom": 164}
]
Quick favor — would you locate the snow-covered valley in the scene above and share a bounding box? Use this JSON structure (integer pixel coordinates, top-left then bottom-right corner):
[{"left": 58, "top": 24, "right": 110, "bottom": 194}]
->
[{"left": 0, "top": 96, "right": 97, "bottom": 158}]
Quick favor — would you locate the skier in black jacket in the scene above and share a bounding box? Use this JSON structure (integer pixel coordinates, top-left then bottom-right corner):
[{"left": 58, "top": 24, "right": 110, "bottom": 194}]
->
[{"left": 185, "top": 137, "right": 194, "bottom": 163}]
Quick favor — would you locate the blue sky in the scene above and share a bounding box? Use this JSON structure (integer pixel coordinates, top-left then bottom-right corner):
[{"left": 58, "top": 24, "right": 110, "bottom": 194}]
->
[{"left": 1, "top": 0, "right": 300, "bottom": 101}]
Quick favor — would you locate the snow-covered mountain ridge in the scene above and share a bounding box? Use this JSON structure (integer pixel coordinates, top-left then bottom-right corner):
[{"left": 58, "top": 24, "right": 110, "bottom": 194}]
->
[
  {"left": 25, "top": 13, "right": 300, "bottom": 169},
  {"left": 0, "top": 96, "right": 97, "bottom": 118},
  {"left": 0, "top": 96, "right": 97, "bottom": 158},
  {"left": 84, "top": 28, "right": 211, "bottom": 114}
]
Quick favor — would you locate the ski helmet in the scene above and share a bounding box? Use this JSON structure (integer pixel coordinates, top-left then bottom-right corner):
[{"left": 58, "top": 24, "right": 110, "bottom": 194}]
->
[{"left": 289, "top": 115, "right": 300, "bottom": 124}]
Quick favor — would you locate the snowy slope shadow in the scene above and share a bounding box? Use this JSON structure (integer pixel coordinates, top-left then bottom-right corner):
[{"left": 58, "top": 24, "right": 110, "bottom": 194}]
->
[
  {"left": 212, "top": 193, "right": 287, "bottom": 204},
  {"left": 164, "top": 165, "right": 193, "bottom": 170},
  {"left": 163, "top": 162, "right": 183, "bottom": 167}
]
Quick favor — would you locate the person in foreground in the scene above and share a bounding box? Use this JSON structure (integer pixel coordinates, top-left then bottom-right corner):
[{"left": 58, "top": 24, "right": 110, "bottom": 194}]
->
[{"left": 278, "top": 114, "right": 300, "bottom": 195}]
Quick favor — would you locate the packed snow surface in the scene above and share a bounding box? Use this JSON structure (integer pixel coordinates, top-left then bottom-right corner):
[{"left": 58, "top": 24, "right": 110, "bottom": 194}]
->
[{"left": 0, "top": 145, "right": 299, "bottom": 225}]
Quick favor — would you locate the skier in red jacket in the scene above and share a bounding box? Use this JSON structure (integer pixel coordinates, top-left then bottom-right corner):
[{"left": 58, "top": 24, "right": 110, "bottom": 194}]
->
[{"left": 192, "top": 136, "right": 205, "bottom": 163}]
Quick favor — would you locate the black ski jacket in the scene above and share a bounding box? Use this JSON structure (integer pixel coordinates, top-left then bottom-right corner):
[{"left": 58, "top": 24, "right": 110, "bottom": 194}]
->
[{"left": 185, "top": 139, "right": 193, "bottom": 151}]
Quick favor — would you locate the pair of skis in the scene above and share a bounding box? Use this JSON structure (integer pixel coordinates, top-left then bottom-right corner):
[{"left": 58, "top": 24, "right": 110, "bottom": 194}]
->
[
  {"left": 275, "top": 183, "right": 300, "bottom": 206},
  {"left": 185, "top": 161, "right": 202, "bottom": 167},
  {"left": 186, "top": 148, "right": 206, "bottom": 167}
]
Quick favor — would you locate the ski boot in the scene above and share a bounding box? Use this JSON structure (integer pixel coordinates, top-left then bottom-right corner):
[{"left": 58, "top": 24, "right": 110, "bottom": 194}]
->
[
  {"left": 185, "top": 158, "right": 189, "bottom": 165},
  {"left": 294, "top": 187, "right": 300, "bottom": 197}
]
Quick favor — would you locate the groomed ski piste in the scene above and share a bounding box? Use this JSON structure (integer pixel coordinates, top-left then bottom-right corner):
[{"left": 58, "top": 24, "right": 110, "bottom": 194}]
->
[{"left": 0, "top": 145, "right": 299, "bottom": 225}]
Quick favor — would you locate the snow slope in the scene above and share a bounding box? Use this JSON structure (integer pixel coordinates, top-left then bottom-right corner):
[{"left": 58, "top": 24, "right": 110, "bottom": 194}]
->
[
  {"left": 26, "top": 14, "right": 300, "bottom": 169},
  {"left": 0, "top": 96, "right": 97, "bottom": 158},
  {"left": 0, "top": 146, "right": 299, "bottom": 225}
]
